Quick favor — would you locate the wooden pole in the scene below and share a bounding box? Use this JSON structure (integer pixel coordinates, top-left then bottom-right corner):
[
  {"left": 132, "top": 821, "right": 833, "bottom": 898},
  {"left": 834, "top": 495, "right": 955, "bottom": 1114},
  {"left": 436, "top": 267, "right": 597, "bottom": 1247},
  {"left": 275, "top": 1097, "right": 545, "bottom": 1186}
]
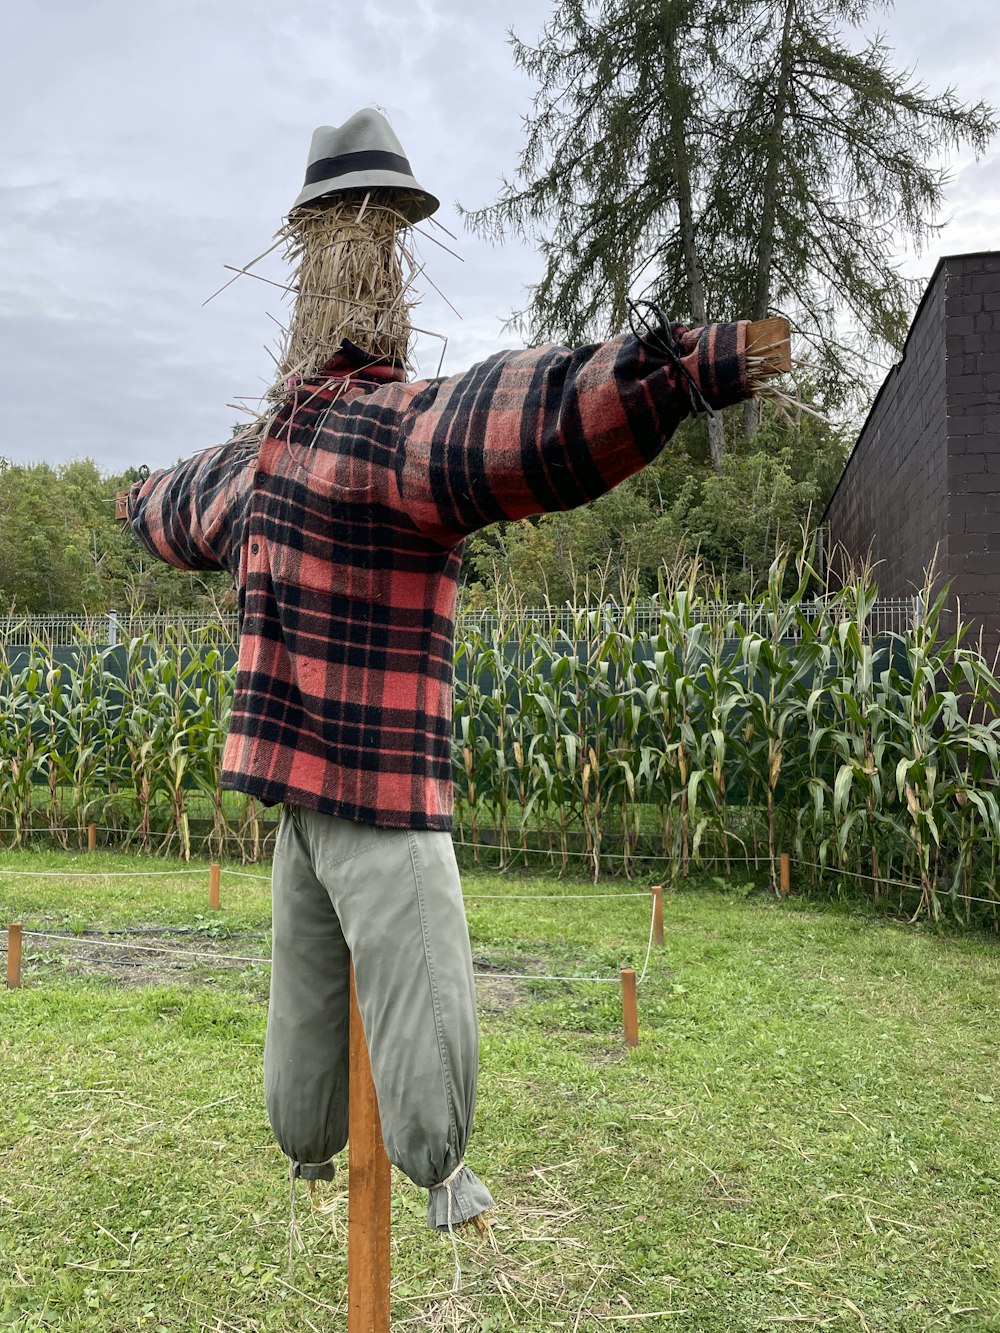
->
[
  {"left": 621, "top": 967, "right": 639, "bottom": 1048},
  {"left": 651, "top": 884, "right": 664, "bottom": 946},
  {"left": 779, "top": 852, "right": 791, "bottom": 897},
  {"left": 348, "top": 961, "right": 391, "bottom": 1333},
  {"left": 87, "top": 823, "right": 97, "bottom": 853},
  {"left": 7, "top": 923, "right": 22, "bottom": 989},
  {"left": 209, "top": 863, "right": 221, "bottom": 911}
]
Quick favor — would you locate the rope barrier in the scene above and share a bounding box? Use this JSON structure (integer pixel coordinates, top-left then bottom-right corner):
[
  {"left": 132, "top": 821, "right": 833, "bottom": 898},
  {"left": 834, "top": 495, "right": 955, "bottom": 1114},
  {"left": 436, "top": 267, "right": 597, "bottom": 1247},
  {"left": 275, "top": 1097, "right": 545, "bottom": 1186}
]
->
[
  {"left": 791, "top": 857, "right": 1000, "bottom": 909},
  {"left": 474, "top": 890, "right": 659, "bottom": 985},
  {"left": 12, "top": 929, "right": 269, "bottom": 967},
  {"left": 0, "top": 868, "right": 210, "bottom": 879},
  {"left": 452, "top": 837, "right": 674, "bottom": 863},
  {"left": 464, "top": 890, "right": 650, "bottom": 900},
  {"left": 2, "top": 851, "right": 994, "bottom": 908},
  {"left": 3, "top": 893, "right": 660, "bottom": 984},
  {"left": 452, "top": 838, "right": 769, "bottom": 866}
]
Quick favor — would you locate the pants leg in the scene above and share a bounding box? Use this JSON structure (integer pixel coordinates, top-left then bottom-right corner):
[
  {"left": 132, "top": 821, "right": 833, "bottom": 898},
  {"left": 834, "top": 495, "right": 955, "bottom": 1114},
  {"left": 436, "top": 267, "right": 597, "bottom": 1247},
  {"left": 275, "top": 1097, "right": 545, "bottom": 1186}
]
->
[
  {"left": 264, "top": 806, "right": 351, "bottom": 1179},
  {"left": 305, "top": 812, "right": 494, "bottom": 1228}
]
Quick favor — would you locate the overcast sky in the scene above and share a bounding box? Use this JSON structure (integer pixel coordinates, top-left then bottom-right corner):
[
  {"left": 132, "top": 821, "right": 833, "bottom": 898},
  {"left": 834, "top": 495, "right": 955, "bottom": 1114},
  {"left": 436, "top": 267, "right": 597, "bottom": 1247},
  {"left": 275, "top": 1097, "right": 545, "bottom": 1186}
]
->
[{"left": 1, "top": 0, "right": 998, "bottom": 475}]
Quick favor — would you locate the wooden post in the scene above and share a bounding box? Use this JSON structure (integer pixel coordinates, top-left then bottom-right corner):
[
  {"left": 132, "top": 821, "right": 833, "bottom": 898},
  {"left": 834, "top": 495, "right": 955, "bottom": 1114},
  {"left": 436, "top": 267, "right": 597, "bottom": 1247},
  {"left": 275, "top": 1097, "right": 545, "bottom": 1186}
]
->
[
  {"left": 779, "top": 852, "right": 791, "bottom": 897},
  {"left": 209, "top": 863, "right": 221, "bottom": 911},
  {"left": 621, "top": 967, "right": 639, "bottom": 1048},
  {"left": 348, "top": 961, "right": 391, "bottom": 1333},
  {"left": 7, "top": 923, "right": 22, "bottom": 989},
  {"left": 87, "top": 823, "right": 97, "bottom": 853},
  {"left": 651, "top": 884, "right": 664, "bottom": 946}
]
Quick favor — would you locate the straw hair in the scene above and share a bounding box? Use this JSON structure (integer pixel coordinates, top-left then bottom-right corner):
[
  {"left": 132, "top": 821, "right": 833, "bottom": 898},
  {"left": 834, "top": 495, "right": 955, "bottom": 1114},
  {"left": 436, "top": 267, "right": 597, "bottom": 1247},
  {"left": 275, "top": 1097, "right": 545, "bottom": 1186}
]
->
[
  {"left": 746, "top": 343, "right": 825, "bottom": 423},
  {"left": 268, "top": 190, "right": 417, "bottom": 401}
]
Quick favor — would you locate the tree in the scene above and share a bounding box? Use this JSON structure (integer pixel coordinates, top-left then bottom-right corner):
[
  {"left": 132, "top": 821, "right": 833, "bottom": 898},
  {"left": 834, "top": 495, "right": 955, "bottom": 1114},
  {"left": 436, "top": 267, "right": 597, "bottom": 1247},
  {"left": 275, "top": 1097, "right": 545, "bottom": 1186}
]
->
[
  {"left": 465, "top": 0, "right": 996, "bottom": 451},
  {"left": 717, "top": 0, "right": 996, "bottom": 436},
  {"left": 464, "top": 0, "right": 732, "bottom": 469},
  {"left": 0, "top": 457, "right": 231, "bottom": 615}
]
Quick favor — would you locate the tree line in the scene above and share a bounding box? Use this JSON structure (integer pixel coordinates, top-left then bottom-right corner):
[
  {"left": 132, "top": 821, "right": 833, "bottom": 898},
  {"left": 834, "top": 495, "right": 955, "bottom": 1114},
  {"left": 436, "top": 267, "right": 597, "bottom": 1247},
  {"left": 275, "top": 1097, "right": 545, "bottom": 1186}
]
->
[
  {"left": 0, "top": 409, "right": 844, "bottom": 615},
  {"left": 0, "top": 457, "right": 232, "bottom": 615}
]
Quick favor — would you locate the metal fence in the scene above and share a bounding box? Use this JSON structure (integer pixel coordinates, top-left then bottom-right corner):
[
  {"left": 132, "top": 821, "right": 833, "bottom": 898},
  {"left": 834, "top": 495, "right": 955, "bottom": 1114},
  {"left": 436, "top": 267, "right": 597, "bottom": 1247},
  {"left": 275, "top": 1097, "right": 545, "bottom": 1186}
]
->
[{"left": 0, "top": 598, "right": 918, "bottom": 648}]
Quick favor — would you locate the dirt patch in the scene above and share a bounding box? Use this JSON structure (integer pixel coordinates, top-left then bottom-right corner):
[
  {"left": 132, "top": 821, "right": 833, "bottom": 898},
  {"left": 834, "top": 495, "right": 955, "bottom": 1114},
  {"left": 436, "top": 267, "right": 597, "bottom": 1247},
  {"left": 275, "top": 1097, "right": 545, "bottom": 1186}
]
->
[
  {"left": 473, "top": 954, "right": 553, "bottom": 1014},
  {"left": 20, "top": 931, "right": 270, "bottom": 988},
  {"left": 475, "top": 974, "right": 533, "bottom": 1013}
]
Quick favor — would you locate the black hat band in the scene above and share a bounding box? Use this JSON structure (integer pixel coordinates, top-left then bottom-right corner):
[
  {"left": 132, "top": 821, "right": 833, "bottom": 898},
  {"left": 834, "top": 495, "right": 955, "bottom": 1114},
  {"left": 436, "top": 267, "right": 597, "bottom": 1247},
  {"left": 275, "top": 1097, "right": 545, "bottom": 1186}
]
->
[{"left": 303, "top": 149, "right": 414, "bottom": 187}]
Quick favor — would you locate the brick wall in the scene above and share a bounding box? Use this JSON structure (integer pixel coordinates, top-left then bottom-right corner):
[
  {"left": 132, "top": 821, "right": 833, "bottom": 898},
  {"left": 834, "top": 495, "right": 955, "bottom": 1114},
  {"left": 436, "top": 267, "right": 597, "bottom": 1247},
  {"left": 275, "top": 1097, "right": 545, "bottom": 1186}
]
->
[
  {"left": 944, "top": 254, "right": 1000, "bottom": 647},
  {"left": 825, "top": 251, "right": 1000, "bottom": 652}
]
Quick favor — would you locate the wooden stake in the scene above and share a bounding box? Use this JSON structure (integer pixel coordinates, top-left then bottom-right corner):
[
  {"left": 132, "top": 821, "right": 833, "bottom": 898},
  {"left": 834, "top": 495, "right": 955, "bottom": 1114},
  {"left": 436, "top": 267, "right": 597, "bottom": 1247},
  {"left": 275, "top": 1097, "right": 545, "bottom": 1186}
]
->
[
  {"left": 348, "top": 961, "right": 391, "bottom": 1333},
  {"left": 621, "top": 967, "right": 639, "bottom": 1048},
  {"left": 779, "top": 852, "right": 791, "bottom": 897},
  {"left": 651, "top": 884, "right": 664, "bottom": 946},
  {"left": 209, "top": 863, "right": 221, "bottom": 911},
  {"left": 87, "top": 823, "right": 97, "bottom": 853},
  {"left": 7, "top": 923, "right": 22, "bottom": 989}
]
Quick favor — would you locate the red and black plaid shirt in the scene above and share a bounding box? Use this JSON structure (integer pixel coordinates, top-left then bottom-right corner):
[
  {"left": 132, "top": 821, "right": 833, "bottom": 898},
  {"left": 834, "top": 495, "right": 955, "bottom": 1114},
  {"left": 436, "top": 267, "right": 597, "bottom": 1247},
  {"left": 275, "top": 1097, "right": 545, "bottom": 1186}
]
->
[{"left": 129, "top": 325, "right": 749, "bottom": 829}]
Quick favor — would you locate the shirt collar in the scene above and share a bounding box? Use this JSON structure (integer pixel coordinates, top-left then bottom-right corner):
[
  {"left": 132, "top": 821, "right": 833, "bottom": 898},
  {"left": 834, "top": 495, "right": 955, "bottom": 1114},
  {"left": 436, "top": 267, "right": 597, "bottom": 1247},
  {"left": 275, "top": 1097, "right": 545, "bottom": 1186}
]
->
[{"left": 311, "top": 339, "right": 407, "bottom": 385}]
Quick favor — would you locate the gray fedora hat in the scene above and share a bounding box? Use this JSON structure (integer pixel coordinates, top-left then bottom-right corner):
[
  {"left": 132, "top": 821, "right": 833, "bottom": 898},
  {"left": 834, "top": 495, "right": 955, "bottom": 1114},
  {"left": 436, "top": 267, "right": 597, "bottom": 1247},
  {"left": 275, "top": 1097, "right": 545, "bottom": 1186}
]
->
[{"left": 291, "top": 108, "right": 439, "bottom": 222}]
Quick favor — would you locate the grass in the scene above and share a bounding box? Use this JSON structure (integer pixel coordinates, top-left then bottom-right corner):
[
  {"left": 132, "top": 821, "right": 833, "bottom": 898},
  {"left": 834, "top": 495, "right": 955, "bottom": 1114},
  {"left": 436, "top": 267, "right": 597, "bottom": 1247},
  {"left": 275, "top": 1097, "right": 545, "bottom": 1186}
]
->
[{"left": 2, "top": 851, "right": 999, "bottom": 1330}]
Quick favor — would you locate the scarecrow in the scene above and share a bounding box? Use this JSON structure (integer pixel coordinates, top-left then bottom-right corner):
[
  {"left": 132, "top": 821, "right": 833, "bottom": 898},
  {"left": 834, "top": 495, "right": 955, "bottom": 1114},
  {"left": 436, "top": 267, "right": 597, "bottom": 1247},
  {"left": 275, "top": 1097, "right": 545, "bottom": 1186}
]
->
[{"left": 122, "top": 109, "right": 790, "bottom": 1233}]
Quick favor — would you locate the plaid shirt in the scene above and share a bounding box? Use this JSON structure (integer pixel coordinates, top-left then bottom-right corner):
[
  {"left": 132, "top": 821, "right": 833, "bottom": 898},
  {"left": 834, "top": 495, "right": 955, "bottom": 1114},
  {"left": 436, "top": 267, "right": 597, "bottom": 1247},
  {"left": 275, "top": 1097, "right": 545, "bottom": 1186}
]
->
[{"left": 129, "top": 325, "right": 749, "bottom": 829}]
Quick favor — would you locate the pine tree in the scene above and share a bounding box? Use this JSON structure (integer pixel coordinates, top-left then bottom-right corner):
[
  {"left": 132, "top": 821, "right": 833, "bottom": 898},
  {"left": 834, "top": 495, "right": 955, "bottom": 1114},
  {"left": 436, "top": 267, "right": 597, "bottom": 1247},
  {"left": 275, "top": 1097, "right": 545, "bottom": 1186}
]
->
[
  {"left": 720, "top": 0, "right": 996, "bottom": 435},
  {"left": 464, "top": 0, "right": 731, "bottom": 467},
  {"left": 466, "top": 0, "right": 996, "bottom": 454}
]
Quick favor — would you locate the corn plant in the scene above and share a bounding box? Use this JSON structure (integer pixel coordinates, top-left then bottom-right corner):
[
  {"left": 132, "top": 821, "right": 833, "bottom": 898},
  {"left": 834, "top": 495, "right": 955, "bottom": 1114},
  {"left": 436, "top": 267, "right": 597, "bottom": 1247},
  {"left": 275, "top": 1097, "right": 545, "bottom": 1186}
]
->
[{"left": 3, "top": 554, "right": 1000, "bottom": 921}]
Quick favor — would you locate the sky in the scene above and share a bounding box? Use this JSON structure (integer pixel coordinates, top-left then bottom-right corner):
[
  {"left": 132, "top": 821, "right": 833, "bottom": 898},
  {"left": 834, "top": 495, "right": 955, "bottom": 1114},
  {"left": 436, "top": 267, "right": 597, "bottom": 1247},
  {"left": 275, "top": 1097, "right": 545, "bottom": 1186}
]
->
[{"left": 1, "top": 0, "right": 998, "bottom": 475}]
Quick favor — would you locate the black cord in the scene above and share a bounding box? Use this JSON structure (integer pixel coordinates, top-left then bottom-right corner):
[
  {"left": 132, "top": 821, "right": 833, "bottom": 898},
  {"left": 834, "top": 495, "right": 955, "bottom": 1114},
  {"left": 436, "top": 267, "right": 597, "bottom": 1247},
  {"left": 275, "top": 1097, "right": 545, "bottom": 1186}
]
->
[{"left": 626, "top": 298, "right": 715, "bottom": 418}]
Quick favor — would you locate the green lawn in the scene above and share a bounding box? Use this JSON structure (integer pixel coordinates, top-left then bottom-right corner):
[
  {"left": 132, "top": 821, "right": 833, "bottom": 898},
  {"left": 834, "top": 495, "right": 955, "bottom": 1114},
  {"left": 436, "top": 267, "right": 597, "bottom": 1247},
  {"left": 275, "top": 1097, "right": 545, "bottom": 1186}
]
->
[{"left": 1, "top": 851, "right": 999, "bottom": 1331}]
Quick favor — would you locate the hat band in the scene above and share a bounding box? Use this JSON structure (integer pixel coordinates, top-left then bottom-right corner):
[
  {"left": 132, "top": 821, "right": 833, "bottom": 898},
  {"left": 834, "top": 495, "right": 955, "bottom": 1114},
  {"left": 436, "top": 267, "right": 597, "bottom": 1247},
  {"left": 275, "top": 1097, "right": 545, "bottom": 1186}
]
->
[{"left": 303, "top": 149, "right": 414, "bottom": 187}]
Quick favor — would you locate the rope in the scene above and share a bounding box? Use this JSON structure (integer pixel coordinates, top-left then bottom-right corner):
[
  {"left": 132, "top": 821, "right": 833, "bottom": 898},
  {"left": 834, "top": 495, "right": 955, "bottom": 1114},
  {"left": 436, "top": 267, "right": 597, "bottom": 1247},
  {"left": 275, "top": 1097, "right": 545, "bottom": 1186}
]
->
[
  {"left": 0, "top": 868, "right": 208, "bottom": 879},
  {"left": 791, "top": 857, "right": 1000, "bottom": 908},
  {"left": 451, "top": 838, "right": 765, "bottom": 865},
  {"left": 3, "top": 893, "right": 660, "bottom": 982},
  {"left": 430, "top": 1164, "right": 466, "bottom": 1294},
  {"left": 0, "top": 867, "right": 270, "bottom": 881},
  {"left": 474, "top": 892, "right": 658, "bottom": 986},
  {"left": 12, "top": 930, "right": 268, "bottom": 966},
  {"left": 464, "top": 890, "right": 649, "bottom": 900},
  {"left": 452, "top": 837, "right": 671, "bottom": 863}
]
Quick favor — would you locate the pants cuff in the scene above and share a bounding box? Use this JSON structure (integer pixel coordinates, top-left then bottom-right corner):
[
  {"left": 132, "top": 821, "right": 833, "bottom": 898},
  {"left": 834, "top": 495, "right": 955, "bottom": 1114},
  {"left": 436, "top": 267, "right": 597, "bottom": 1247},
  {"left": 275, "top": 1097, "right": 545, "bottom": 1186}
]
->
[
  {"left": 426, "top": 1164, "right": 494, "bottom": 1231},
  {"left": 292, "top": 1159, "right": 335, "bottom": 1182}
]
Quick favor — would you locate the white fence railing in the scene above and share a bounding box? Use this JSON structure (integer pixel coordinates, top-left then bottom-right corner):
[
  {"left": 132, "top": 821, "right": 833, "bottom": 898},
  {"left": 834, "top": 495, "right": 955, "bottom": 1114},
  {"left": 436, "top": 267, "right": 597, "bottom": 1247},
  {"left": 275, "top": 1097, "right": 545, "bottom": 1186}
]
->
[{"left": 0, "top": 599, "right": 918, "bottom": 648}]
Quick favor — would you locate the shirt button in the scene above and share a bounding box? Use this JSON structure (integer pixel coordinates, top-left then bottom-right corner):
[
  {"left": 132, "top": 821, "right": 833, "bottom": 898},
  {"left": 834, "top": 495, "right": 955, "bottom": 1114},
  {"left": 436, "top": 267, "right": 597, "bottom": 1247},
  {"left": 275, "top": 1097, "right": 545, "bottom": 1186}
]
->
[{"left": 251, "top": 542, "right": 259, "bottom": 555}]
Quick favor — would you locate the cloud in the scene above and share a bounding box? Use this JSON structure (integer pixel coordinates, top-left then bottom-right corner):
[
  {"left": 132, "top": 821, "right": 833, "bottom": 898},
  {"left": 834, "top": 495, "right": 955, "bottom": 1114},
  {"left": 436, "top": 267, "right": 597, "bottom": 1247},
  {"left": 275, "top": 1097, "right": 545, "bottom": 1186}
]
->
[{"left": 0, "top": 0, "right": 994, "bottom": 472}]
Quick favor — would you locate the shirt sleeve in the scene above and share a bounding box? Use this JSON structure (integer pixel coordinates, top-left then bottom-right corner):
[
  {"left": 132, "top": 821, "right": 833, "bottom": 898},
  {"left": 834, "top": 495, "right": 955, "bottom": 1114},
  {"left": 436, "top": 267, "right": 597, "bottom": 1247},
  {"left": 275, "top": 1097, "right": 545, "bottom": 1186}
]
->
[
  {"left": 126, "top": 438, "right": 256, "bottom": 580},
  {"left": 393, "top": 321, "right": 748, "bottom": 544}
]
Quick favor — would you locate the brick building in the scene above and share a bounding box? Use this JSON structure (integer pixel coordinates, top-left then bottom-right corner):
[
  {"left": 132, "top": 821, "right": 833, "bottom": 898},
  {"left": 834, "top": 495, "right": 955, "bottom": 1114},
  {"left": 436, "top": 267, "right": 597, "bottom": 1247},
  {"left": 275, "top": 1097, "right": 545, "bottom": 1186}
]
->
[{"left": 824, "top": 251, "right": 1000, "bottom": 652}]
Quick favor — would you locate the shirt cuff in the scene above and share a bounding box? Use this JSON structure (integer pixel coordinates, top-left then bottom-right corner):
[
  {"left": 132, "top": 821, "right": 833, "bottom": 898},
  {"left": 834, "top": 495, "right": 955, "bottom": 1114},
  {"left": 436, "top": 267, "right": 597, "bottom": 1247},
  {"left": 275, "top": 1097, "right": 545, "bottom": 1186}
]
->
[{"left": 674, "top": 320, "right": 749, "bottom": 413}]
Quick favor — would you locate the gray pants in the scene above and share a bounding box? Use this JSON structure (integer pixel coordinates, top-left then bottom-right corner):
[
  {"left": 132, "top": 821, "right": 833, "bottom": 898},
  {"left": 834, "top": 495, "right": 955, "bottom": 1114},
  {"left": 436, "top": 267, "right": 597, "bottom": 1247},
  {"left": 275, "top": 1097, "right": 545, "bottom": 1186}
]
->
[{"left": 264, "top": 805, "right": 493, "bottom": 1229}]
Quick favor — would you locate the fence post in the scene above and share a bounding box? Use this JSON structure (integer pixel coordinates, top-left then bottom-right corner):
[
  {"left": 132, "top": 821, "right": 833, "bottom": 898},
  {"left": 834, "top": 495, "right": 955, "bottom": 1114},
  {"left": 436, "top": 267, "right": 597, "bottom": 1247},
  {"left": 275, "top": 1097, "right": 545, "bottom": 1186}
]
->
[
  {"left": 651, "top": 884, "right": 664, "bottom": 946},
  {"left": 7, "top": 923, "right": 22, "bottom": 989},
  {"left": 87, "top": 823, "right": 97, "bottom": 854},
  {"left": 621, "top": 967, "right": 639, "bottom": 1047},
  {"left": 348, "top": 961, "right": 391, "bottom": 1333},
  {"left": 209, "top": 863, "right": 221, "bottom": 911},
  {"left": 779, "top": 853, "right": 791, "bottom": 897}
]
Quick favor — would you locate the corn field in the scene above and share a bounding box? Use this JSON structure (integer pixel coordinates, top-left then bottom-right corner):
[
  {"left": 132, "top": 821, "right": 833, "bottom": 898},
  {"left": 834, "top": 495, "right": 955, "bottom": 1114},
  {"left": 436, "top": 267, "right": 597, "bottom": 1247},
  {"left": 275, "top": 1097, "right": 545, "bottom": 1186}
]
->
[{"left": 2, "top": 552, "right": 999, "bottom": 924}]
